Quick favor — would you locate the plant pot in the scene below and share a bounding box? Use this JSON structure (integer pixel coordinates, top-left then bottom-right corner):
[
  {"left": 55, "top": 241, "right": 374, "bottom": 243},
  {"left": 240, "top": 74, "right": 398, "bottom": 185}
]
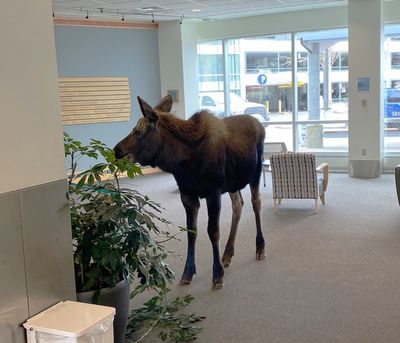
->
[{"left": 77, "top": 280, "right": 130, "bottom": 343}]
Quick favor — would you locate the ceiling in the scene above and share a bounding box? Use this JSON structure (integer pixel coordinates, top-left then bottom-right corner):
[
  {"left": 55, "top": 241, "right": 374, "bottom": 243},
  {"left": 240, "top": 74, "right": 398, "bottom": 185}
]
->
[{"left": 52, "top": 0, "right": 348, "bottom": 23}]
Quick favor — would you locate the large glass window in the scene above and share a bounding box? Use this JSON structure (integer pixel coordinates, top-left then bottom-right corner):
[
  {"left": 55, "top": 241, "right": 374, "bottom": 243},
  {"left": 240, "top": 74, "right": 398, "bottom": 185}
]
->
[
  {"left": 295, "top": 29, "right": 348, "bottom": 153},
  {"left": 198, "top": 29, "right": 348, "bottom": 154},
  {"left": 198, "top": 40, "right": 225, "bottom": 117},
  {"left": 198, "top": 26, "right": 400, "bottom": 157},
  {"left": 384, "top": 25, "right": 400, "bottom": 153}
]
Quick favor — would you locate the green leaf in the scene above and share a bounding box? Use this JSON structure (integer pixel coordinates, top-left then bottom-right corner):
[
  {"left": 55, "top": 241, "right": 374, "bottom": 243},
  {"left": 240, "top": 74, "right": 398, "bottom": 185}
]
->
[
  {"left": 76, "top": 175, "right": 87, "bottom": 189},
  {"left": 87, "top": 174, "right": 95, "bottom": 185}
]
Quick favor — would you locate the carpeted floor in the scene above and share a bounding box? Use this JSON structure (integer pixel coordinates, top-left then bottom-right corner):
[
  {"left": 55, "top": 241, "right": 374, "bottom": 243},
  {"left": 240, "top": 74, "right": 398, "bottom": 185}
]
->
[{"left": 125, "top": 172, "right": 400, "bottom": 343}]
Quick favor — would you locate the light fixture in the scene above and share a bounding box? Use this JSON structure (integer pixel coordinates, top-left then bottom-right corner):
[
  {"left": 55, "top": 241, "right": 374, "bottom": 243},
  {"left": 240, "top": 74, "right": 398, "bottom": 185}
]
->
[
  {"left": 192, "top": 9, "right": 201, "bottom": 12},
  {"left": 151, "top": 12, "right": 155, "bottom": 23},
  {"left": 85, "top": 10, "right": 89, "bottom": 19},
  {"left": 179, "top": 15, "right": 184, "bottom": 24},
  {"left": 121, "top": 14, "right": 125, "bottom": 21},
  {"left": 139, "top": 7, "right": 156, "bottom": 12}
]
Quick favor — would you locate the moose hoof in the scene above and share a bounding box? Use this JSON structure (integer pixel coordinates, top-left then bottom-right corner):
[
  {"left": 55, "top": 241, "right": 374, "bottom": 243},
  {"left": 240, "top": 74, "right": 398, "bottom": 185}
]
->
[
  {"left": 179, "top": 278, "right": 192, "bottom": 286},
  {"left": 221, "top": 255, "right": 232, "bottom": 268},
  {"left": 256, "top": 251, "right": 266, "bottom": 260},
  {"left": 212, "top": 280, "right": 224, "bottom": 290}
]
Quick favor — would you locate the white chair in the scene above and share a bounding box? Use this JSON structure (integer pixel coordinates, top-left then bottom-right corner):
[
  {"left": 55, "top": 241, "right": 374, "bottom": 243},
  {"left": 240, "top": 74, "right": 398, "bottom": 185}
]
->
[
  {"left": 270, "top": 152, "right": 329, "bottom": 213},
  {"left": 262, "top": 142, "right": 288, "bottom": 187}
]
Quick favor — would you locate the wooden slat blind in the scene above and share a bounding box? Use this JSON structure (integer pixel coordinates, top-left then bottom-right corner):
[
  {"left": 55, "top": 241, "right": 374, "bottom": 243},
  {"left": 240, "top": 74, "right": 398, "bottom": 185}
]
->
[{"left": 59, "top": 77, "right": 131, "bottom": 125}]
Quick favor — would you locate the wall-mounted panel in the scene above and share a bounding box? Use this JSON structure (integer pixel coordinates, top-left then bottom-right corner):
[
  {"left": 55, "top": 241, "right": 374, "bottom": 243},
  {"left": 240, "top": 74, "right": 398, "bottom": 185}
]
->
[
  {"left": 59, "top": 76, "right": 131, "bottom": 125},
  {"left": 0, "top": 191, "right": 29, "bottom": 343},
  {"left": 19, "top": 180, "right": 76, "bottom": 317}
]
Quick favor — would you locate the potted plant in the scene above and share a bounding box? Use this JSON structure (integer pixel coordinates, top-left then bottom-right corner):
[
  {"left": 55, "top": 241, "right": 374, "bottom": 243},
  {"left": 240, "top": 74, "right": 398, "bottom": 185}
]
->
[{"left": 64, "top": 133, "right": 175, "bottom": 343}]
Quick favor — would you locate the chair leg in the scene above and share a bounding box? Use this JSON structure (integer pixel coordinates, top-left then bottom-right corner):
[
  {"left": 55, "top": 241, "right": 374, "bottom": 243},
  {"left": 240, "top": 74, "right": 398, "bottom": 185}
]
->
[
  {"left": 272, "top": 198, "right": 277, "bottom": 212},
  {"left": 314, "top": 199, "right": 319, "bottom": 213},
  {"left": 263, "top": 170, "right": 266, "bottom": 187},
  {"left": 320, "top": 192, "right": 325, "bottom": 205},
  {"left": 278, "top": 198, "right": 282, "bottom": 205}
]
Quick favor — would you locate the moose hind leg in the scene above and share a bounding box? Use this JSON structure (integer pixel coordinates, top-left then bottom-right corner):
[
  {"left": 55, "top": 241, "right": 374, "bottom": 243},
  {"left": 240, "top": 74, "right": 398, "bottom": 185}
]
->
[
  {"left": 179, "top": 193, "right": 200, "bottom": 286},
  {"left": 222, "top": 191, "right": 244, "bottom": 268},
  {"left": 250, "top": 184, "right": 266, "bottom": 260}
]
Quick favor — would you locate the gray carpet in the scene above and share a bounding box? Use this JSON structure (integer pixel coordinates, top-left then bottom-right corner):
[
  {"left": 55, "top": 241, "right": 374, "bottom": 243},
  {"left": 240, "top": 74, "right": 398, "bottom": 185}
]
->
[{"left": 125, "top": 172, "right": 400, "bottom": 343}]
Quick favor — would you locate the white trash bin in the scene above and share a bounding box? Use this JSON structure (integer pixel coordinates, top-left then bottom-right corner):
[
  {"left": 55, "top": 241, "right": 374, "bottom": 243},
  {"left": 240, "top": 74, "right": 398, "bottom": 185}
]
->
[{"left": 23, "top": 300, "right": 115, "bottom": 343}]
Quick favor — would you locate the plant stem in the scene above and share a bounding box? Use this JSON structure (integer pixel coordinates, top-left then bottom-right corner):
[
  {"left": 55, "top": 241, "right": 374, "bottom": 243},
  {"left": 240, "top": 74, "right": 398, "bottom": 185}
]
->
[
  {"left": 114, "top": 172, "right": 120, "bottom": 190},
  {"left": 80, "top": 263, "right": 84, "bottom": 288},
  {"left": 132, "top": 318, "right": 161, "bottom": 343},
  {"left": 69, "top": 153, "right": 76, "bottom": 185}
]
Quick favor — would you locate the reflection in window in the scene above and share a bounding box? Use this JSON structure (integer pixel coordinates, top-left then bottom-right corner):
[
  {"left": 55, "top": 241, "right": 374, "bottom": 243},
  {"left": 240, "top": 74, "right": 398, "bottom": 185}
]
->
[{"left": 198, "top": 41, "right": 224, "bottom": 91}]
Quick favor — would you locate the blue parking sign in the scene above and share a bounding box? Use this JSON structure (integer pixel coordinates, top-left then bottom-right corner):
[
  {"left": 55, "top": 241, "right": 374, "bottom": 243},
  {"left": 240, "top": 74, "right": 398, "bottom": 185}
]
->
[
  {"left": 385, "top": 88, "right": 400, "bottom": 118},
  {"left": 257, "top": 74, "right": 267, "bottom": 85}
]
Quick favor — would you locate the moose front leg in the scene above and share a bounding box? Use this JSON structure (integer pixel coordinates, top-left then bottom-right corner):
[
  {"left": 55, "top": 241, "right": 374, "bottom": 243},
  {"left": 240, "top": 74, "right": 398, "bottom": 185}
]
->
[
  {"left": 206, "top": 193, "right": 224, "bottom": 290},
  {"left": 179, "top": 193, "right": 200, "bottom": 286}
]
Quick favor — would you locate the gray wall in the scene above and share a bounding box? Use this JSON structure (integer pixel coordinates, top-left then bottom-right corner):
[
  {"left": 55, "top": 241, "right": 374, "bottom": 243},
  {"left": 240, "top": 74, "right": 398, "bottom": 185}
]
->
[
  {"left": 55, "top": 25, "right": 161, "bottom": 169},
  {"left": 0, "top": 181, "right": 76, "bottom": 342}
]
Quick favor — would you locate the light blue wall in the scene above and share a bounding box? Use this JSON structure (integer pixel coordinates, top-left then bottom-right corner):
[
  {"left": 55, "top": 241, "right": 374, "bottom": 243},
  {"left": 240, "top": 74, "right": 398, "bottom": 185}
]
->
[{"left": 54, "top": 25, "right": 161, "bottom": 169}]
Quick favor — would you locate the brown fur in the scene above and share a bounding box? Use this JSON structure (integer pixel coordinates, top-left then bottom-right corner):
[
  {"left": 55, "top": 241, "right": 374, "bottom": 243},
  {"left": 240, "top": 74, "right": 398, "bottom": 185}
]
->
[{"left": 114, "top": 95, "right": 266, "bottom": 289}]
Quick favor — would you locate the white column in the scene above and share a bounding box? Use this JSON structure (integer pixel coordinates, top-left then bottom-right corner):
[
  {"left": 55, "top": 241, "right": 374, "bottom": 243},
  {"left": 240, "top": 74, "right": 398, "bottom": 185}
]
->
[
  {"left": 348, "top": 0, "right": 384, "bottom": 178},
  {"left": 158, "top": 21, "right": 199, "bottom": 119},
  {"left": 0, "top": 0, "right": 66, "bottom": 193},
  {"left": 308, "top": 42, "right": 321, "bottom": 120}
]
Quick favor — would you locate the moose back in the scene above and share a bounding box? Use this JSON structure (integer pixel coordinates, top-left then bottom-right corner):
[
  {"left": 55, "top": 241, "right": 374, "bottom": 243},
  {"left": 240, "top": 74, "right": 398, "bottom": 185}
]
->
[{"left": 114, "top": 95, "right": 266, "bottom": 289}]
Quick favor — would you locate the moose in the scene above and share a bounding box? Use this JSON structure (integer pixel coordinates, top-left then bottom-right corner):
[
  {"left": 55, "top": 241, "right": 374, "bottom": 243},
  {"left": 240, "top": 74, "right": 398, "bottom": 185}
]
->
[{"left": 114, "top": 95, "right": 266, "bottom": 289}]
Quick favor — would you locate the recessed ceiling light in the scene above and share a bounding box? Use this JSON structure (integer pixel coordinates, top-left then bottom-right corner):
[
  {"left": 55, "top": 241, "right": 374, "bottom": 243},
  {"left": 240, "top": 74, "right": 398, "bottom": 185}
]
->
[
  {"left": 138, "top": 7, "right": 157, "bottom": 12},
  {"left": 192, "top": 9, "right": 201, "bottom": 12}
]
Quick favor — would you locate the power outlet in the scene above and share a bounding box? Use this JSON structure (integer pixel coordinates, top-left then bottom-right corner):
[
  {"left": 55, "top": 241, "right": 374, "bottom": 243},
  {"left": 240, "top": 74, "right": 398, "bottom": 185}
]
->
[{"left": 362, "top": 148, "right": 367, "bottom": 156}]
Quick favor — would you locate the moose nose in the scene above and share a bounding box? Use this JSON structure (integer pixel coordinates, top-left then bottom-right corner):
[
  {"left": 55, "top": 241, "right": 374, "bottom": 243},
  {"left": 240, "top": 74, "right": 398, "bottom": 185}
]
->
[{"left": 114, "top": 146, "right": 123, "bottom": 160}]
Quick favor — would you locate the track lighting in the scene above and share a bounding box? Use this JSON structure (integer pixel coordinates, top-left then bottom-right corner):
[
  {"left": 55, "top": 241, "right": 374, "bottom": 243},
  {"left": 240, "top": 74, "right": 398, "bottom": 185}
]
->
[{"left": 55, "top": 6, "right": 184, "bottom": 22}]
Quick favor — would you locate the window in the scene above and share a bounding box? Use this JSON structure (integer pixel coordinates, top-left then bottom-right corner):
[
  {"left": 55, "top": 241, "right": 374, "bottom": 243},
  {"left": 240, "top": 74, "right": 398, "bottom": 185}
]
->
[
  {"left": 295, "top": 29, "right": 349, "bottom": 153},
  {"left": 198, "top": 30, "right": 348, "bottom": 154},
  {"left": 391, "top": 52, "right": 400, "bottom": 69},
  {"left": 384, "top": 24, "right": 400, "bottom": 153},
  {"left": 198, "top": 41, "right": 224, "bottom": 92},
  {"left": 202, "top": 96, "right": 216, "bottom": 107}
]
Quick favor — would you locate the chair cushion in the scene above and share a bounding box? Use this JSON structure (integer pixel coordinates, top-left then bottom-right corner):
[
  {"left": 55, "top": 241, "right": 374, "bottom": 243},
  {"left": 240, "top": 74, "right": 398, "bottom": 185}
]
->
[{"left": 270, "top": 152, "right": 318, "bottom": 199}]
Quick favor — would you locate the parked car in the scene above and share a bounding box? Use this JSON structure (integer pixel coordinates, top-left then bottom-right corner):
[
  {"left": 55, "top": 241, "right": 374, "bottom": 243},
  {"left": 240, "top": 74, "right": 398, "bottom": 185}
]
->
[{"left": 199, "top": 92, "right": 270, "bottom": 125}]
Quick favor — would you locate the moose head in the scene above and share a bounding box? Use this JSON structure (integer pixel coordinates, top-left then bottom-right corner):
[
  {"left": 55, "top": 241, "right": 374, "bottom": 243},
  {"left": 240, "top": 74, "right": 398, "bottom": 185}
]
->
[{"left": 114, "top": 95, "right": 173, "bottom": 166}]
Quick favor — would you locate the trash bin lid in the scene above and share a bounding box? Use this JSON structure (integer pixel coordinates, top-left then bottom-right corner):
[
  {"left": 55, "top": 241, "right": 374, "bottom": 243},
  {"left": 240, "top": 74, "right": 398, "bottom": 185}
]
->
[{"left": 23, "top": 301, "right": 116, "bottom": 337}]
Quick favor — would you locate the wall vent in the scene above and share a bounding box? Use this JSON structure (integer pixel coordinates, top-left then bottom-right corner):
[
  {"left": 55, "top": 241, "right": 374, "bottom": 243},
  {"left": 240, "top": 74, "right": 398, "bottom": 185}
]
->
[
  {"left": 383, "top": 166, "right": 395, "bottom": 173},
  {"left": 329, "top": 165, "right": 349, "bottom": 172}
]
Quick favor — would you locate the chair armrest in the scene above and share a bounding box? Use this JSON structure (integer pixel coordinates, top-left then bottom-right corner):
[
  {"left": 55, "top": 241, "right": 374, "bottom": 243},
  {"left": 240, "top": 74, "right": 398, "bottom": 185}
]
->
[
  {"left": 316, "top": 163, "right": 329, "bottom": 191},
  {"left": 395, "top": 164, "right": 400, "bottom": 206}
]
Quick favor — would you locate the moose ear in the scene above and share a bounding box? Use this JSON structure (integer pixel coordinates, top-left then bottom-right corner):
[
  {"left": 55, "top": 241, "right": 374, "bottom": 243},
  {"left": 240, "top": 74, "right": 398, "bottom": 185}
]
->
[
  {"left": 154, "top": 95, "right": 173, "bottom": 113},
  {"left": 137, "top": 96, "right": 158, "bottom": 123}
]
